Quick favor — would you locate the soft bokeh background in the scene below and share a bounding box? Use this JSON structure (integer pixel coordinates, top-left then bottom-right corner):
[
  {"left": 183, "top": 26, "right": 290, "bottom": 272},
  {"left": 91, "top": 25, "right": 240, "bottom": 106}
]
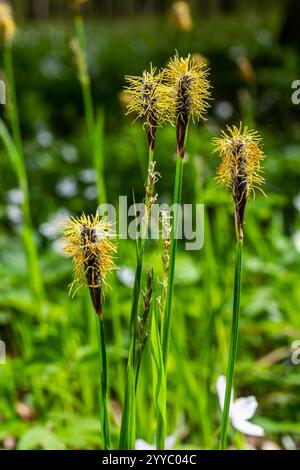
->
[{"left": 1, "top": 0, "right": 300, "bottom": 450}]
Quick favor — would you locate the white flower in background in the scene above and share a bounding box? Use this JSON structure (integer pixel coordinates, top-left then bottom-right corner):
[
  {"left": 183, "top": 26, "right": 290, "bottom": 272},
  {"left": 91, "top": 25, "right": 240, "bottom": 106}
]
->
[
  {"left": 261, "top": 440, "right": 280, "bottom": 450},
  {"left": 61, "top": 144, "right": 78, "bottom": 163},
  {"left": 39, "top": 208, "right": 70, "bottom": 240},
  {"left": 84, "top": 186, "right": 98, "bottom": 201},
  {"left": 6, "top": 205, "right": 22, "bottom": 225},
  {"left": 293, "top": 193, "right": 300, "bottom": 212},
  {"left": 281, "top": 435, "right": 296, "bottom": 450},
  {"left": 6, "top": 188, "right": 24, "bottom": 205},
  {"left": 216, "top": 375, "right": 264, "bottom": 437},
  {"left": 117, "top": 266, "right": 135, "bottom": 288},
  {"left": 56, "top": 177, "right": 78, "bottom": 198},
  {"left": 40, "top": 56, "right": 63, "bottom": 79},
  {"left": 214, "top": 101, "right": 233, "bottom": 120},
  {"left": 79, "top": 168, "right": 96, "bottom": 184},
  {"left": 36, "top": 129, "right": 53, "bottom": 148},
  {"left": 6, "top": 188, "right": 24, "bottom": 226},
  {"left": 135, "top": 433, "right": 178, "bottom": 450},
  {"left": 51, "top": 238, "right": 66, "bottom": 256}
]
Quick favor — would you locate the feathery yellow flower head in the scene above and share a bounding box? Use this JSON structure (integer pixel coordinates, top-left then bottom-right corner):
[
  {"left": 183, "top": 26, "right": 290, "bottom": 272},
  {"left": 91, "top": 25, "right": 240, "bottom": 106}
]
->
[
  {"left": 164, "top": 53, "right": 211, "bottom": 157},
  {"left": 62, "top": 213, "right": 117, "bottom": 316},
  {"left": 0, "top": 2, "right": 16, "bottom": 44},
  {"left": 213, "top": 124, "right": 265, "bottom": 240},
  {"left": 125, "top": 65, "right": 170, "bottom": 150}
]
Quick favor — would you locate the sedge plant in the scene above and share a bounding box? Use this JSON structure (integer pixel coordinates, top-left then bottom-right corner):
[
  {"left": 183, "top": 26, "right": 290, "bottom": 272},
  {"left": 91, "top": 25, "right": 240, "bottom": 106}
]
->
[
  {"left": 0, "top": 2, "right": 44, "bottom": 305},
  {"left": 62, "top": 213, "right": 117, "bottom": 449},
  {"left": 162, "top": 53, "right": 210, "bottom": 363},
  {"left": 213, "top": 124, "right": 265, "bottom": 449},
  {"left": 158, "top": 53, "right": 210, "bottom": 448},
  {"left": 119, "top": 65, "right": 168, "bottom": 449},
  {"left": 70, "top": 0, "right": 127, "bottom": 408}
]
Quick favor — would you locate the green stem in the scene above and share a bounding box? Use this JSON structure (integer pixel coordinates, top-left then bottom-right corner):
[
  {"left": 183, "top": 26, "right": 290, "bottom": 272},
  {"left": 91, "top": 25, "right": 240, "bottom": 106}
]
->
[
  {"left": 73, "top": 16, "right": 107, "bottom": 206},
  {"left": 162, "top": 155, "right": 184, "bottom": 365},
  {"left": 96, "top": 315, "right": 111, "bottom": 449},
  {"left": 157, "top": 154, "right": 183, "bottom": 450},
  {"left": 219, "top": 239, "right": 243, "bottom": 450},
  {"left": 74, "top": 15, "right": 94, "bottom": 138},
  {"left": 130, "top": 147, "right": 153, "bottom": 355},
  {"left": 4, "top": 45, "right": 22, "bottom": 158},
  {"left": 94, "top": 109, "right": 107, "bottom": 205},
  {"left": 119, "top": 146, "right": 154, "bottom": 449}
]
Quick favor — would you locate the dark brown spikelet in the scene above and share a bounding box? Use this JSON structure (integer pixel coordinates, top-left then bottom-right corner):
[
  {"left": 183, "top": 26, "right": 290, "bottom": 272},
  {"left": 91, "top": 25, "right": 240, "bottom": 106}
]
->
[
  {"left": 175, "top": 72, "right": 193, "bottom": 157},
  {"left": 231, "top": 141, "right": 248, "bottom": 241},
  {"left": 81, "top": 225, "right": 103, "bottom": 316}
]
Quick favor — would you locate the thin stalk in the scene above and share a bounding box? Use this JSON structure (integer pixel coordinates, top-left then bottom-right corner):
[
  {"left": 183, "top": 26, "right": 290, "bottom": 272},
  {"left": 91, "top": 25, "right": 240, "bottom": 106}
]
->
[
  {"left": 150, "top": 300, "right": 166, "bottom": 451},
  {"left": 4, "top": 45, "right": 22, "bottom": 157},
  {"left": 94, "top": 109, "right": 107, "bottom": 205},
  {"left": 73, "top": 15, "right": 110, "bottom": 448},
  {"left": 3, "top": 45, "right": 44, "bottom": 304},
  {"left": 162, "top": 155, "right": 184, "bottom": 365},
  {"left": 73, "top": 15, "right": 107, "bottom": 205},
  {"left": 219, "top": 239, "right": 243, "bottom": 450},
  {"left": 119, "top": 147, "right": 154, "bottom": 449},
  {"left": 74, "top": 15, "right": 94, "bottom": 138},
  {"left": 130, "top": 147, "right": 153, "bottom": 351},
  {"left": 156, "top": 155, "right": 183, "bottom": 450},
  {"left": 96, "top": 315, "right": 111, "bottom": 449}
]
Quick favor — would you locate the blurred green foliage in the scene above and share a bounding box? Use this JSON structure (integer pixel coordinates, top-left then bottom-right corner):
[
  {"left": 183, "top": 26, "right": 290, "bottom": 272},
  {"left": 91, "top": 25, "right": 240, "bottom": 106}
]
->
[{"left": 0, "top": 8, "right": 300, "bottom": 449}]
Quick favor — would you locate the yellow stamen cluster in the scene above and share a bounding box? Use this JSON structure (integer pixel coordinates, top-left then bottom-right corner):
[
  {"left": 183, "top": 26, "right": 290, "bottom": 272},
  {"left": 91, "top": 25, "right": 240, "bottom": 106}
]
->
[
  {"left": 213, "top": 124, "right": 265, "bottom": 200},
  {"left": 125, "top": 65, "right": 171, "bottom": 130},
  {"left": 164, "top": 52, "right": 211, "bottom": 125},
  {"left": 0, "top": 2, "right": 16, "bottom": 44},
  {"left": 62, "top": 213, "right": 117, "bottom": 296},
  {"left": 124, "top": 54, "right": 211, "bottom": 155}
]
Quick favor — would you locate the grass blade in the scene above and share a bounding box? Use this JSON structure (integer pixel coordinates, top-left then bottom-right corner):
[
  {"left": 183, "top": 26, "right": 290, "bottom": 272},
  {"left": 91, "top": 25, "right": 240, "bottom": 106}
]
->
[
  {"left": 219, "top": 239, "right": 243, "bottom": 449},
  {"left": 96, "top": 315, "right": 111, "bottom": 449},
  {"left": 150, "top": 301, "right": 166, "bottom": 450},
  {"left": 119, "top": 344, "right": 136, "bottom": 449}
]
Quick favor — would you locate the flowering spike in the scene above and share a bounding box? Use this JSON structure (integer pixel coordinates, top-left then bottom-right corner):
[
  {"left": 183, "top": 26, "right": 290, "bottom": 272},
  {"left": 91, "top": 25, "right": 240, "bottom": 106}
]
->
[
  {"left": 70, "top": 37, "right": 89, "bottom": 86},
  {"left": 164, "top": 52, "right": 211, "bottom": 157},
  {"left": 213, "top": 124, "right": 265, "bottom": 240},
  {"left": 124, "top": 65, "right": 170, "bottom": 150},
  {"left": 0, "top": 2, "right": 16, "bottom": 44},
  {"left": 160, "top": 210, "right": 172, "bottom": 295},
  {"left": 62, "top": 213, "right": 117, "bottom": 316}
]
